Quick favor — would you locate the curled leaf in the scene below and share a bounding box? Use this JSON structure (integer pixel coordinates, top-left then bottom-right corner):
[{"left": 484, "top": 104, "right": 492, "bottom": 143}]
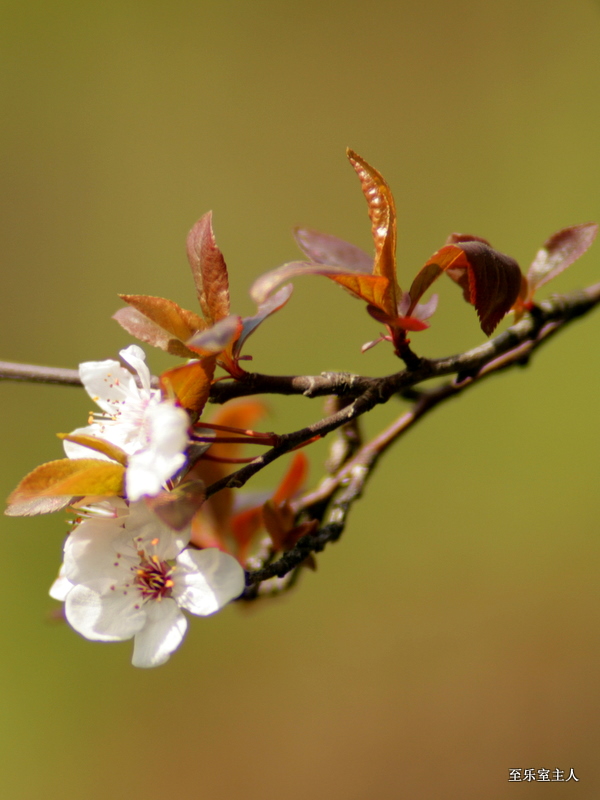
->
[{"left": 419, "top": 238, "right": 522, "bottom": 335}]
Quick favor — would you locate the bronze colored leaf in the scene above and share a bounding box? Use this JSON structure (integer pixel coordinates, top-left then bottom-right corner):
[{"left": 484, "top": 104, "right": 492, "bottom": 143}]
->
[
  {"left": 186, "top": 212, "right": 231, "bottom": 323},
  {"left": 6, "top": 458, "right": 125, "bottom": 514},
  {"left": 57, "top": 434, "right": 129, "bottom": 466},
  {"left": 117, "top": 294, "right": 205, "bottom": 340},
  {"left": 235, "top": 284, "right": 294, "bottom": 357},
  {"left": 5, "top": 495, "right": 76, "bottom": 517},
  {"left": 346, "top": 149, "right": 399, "bottom": 317},
  {"left": 112, "top": 307, "right": 196, "bottom": 358},
  {"left": 159, "top": 358, "right": 216, "bottom": 415}
]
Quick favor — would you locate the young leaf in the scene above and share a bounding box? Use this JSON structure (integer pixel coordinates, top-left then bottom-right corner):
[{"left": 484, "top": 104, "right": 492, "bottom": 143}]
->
[
  {"left": 186, "top": 211, "right": 231, "bottom": 324},
  {"left": 527, "top": 223, "right": 598, "bottom": 293},
  {"left": 418, "top": 237, "right": 522, "bottom": 335},
  {"left": 271, "top": 452, "right": 308, "bottom": 504},
  {"left": 186, "top": 315, "right": 243, "bottom": 357},
  {"left": 234, "top": 284, "right": 294, "bottom": 357},
  {"left": 294, "top": 227, "right": 372, "bottom": 272},
  {"left": 250, "top": 259, "right": 390, "bottom": 309},
  {"left": 159, "top": 358, "right": 216, "bottom": 415},
  {"left": 346, "top": 149, "right": 399, "bottom": 318},
  {"left": 5, "top": 495, "right": 75, "bottom": 517},
  {"left": 113, "top": 296, "right": 205, "bottom": 358},
  {"left": 57, "top": 434, "right": 129, "bottom": 466},
  {"left": 6, "top": 458, "right": 125, "bottom": 515}
]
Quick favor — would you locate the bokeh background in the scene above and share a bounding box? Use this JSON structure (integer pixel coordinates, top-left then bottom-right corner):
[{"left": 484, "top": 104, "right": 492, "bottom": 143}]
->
[{"left": 1, "top": 1, "right": 599, "bottom": 798}]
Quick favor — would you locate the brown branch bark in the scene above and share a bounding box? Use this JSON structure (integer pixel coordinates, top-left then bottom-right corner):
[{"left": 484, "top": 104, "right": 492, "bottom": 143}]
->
[{"left": 1, "top": 284, "right": 599, "bottom": 595}]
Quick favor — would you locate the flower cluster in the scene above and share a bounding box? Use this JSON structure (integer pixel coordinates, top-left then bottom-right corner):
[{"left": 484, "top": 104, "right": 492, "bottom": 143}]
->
[
  {"left": 5, "top": 194, "right": 315, "bottom": 666},
  {"left": 50, "top": 500, "right": 244, "bottom": 668},
  {"left": 12, "top": 345, "right": 245, "bottom": 667}
]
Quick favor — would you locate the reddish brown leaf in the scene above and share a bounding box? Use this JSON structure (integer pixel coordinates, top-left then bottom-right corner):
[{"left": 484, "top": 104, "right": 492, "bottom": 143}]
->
[
  {"left": 328, "top": 273, "right": 392, "bottom": 309},
  {"left": 366, "top": 304, "right": 429, "bottom": 332},
  {"left": 114, "top": 296, "right": 205, "bottom": 358},
  {"left": 186, "top": 212, "right": 231, "bottom": 323},
  {"left": 186, "top": 315, "right": 243, "bottom": 357},
  {"left": 294, "top": 227, "right": 372, "bottom": 271},
  {"left": 346, "top": 149, "right": 399, "bottom": 317},
  {"left": 272, "top": 452, "right": 309, "bottom": 505},
  {"left": 250, "top": 259, "right": 391, "bottom": 313},
  {"left": 118, "top": 294, "right": 205, "bottom": 340},
  {"left": 159, "top": 358, "right": 216, "bottom": 416},
  {"left": 453, "top": 239, "right": 522, "bottom": 335},
  {"left": 527, "top": 222, "right": 598, "bottom": 293},
  {"left": 422, "top": 240, "right": 522, "bottom": 335},
  {"left": 113, "top": 307, "right": 195, "bottom": 358},
  {"left": 262, "top": 500, "right": 296, "bottom": 551}
]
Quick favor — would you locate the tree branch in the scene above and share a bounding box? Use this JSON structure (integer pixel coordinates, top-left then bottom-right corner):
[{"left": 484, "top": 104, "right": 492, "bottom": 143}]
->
[
  {"left": 2, "top": 283, "right": 599, "bottom": 597},
  {"left": 240, "top": 282, "right": 600, "bottom": 590}
]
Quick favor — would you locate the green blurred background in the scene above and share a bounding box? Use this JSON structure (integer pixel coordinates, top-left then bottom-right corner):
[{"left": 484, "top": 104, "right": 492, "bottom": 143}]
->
[{"left": 1, "top": 1, "right": 599, "bottom": 797}]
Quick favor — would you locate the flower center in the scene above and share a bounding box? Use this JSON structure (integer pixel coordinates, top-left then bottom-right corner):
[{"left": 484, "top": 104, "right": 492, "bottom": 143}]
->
[{"left": 133, "top": 542, "right": 175, "bottom": 601}]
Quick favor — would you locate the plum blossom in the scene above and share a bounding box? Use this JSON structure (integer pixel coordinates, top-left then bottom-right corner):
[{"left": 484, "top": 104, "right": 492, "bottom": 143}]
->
[
  {"left": 63, "top": 345, "right": 189, "bottom": 500},
  {"left": 51, "top": 500, "right": 245, "bottom": 667}
]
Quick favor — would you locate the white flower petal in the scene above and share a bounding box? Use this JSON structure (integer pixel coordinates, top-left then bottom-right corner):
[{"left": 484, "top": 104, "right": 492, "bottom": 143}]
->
[
  {"left": 125, "top": 403, "right": 189, "bottom": 500},
  {"left": 119, "top": 345, "right": 152, "bottom": 394},
  {"left": 79, "top": 358, "right": 140, "bottom": 413},
  {"left": 65, "top": 583, "right": 147, "bottom": 642},
  {"left": 49, "top": 564, "right": 73, "bottom": 601},
  {"left": 173, "top": 548, "right": 245, "bottom": 616},
  {"left": 131, "top": 599, "right": 187, "bottom": 668},
  {"left": 124, "top": 501, "right": 190, "bottom": 557},
  {"left": 63, "top": 515, "right": 130, "bottom": 588}
]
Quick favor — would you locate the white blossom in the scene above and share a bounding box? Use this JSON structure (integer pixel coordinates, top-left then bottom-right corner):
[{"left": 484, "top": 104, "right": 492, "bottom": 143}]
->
[
  {"left": 51, "top": 501, "right": 245, "bottom": 667},
  {"left": 63, "top": 345, "right": 189, "bottom": 500}
]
